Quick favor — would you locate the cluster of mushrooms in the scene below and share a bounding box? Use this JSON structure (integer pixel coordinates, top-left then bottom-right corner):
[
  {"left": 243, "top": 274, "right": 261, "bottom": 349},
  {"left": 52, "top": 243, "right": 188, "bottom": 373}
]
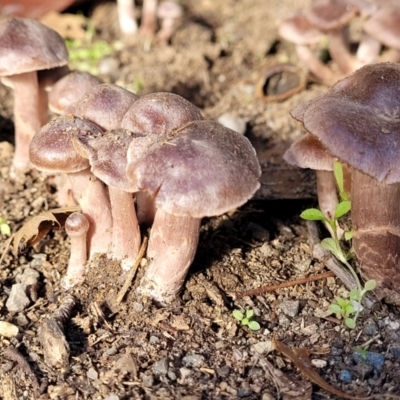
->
[
  {"left": 0, "top": 16, "right": 261, "bottom": 303},
  {"left": 279, "top": 0, "right": 400, "bottom": 86},
  {"left": 29, "top": 88, "right": 261, "bottom": 303},
  {"left": 284, "top": 62, "right": 400, "bottom": 292}
]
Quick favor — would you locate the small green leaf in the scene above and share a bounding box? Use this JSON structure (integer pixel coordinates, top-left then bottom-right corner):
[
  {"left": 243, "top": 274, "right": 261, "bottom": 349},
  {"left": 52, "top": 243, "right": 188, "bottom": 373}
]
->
[
  {"left": 344, "top": 230, "right": 354, "bottom": 241},
  {"left": 334, "top": 201, "right": 351, "bottom": 219},
  {"left": 345, "top": 318, "right": 356, "bottom": 329},
  {"left": 241, "top": 318, "right": 249, "bottom": 326},
  {"left": 344, "top": 304, "right": 355, "bottom": 315},
  {"left": 336, "top": 298, "right": 347, "bottom": 308},
  {"left": 248, "top": 320, "right": 261, "bottom": 331},
  {"left": 300, "top": 208, "right": 327, "bottom": 221},
  {"left": 246, "top": 309, "right": 254, "bottom": 319},
  {"left": 349, "top": 289, "right": 360, "bottom": 301},
  {"left": 232, "top": 310, "right": 244, "bottom": 321},
  {"left": 321, "top": 238, "right": 340, "bottom": 255},
  {"left": 0, "top": 223, "right": 11, "bottom": 236},
  {"left": 364, "top": 279, "right": 377, "bottom": 291},
  {"left": 329, "top": 304, "right": 342, "bottom": 314},
  {"left": 334, "top": 161, "right": 344, "bottom": 192}
]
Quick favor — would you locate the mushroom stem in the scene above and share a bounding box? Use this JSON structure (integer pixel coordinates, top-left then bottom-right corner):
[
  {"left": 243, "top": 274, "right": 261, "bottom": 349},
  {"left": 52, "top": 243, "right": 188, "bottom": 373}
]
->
[
  {"left": 61, "top": 212, "right": 90, "bottom": 289},
  {"left": 117, "top": 0, "right": 138, "bottom": 35},
  {"left": 328, "top": 30, "right": 360, "bottom": 75},
  {"left": 136, "top": 191, "right": 156, "bottom": 227},
  {"left": 139, "top": 209, "right": 201, "bottom": 303},
  {"left": 10, "top": 71, "right": 41, "bottom": 169},
  {"left": 108, "top": 187, "right": 141, "bottom": 271},
  {"left": 351, "top": 168, "right": 400, "bottom": 290},
  {"left": 316, "top": 170, "right": 338, "bottom": 220},
  {"left": 67, "top": 169, "right": 113, "bottom": 258},
  {"left": 295, "top": 45, "right": 338, "bottom": 85},
  {"left": 140, "top": 0, "right": 158, "bottom": 37}
]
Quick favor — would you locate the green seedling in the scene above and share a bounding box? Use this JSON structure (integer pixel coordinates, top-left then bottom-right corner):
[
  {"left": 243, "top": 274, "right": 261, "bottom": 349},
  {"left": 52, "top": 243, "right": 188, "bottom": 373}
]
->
[
  {"left": 0, "top": 217, "right": 11, "bottom": 236},
  {"left": 301, "top": 161, "right": 376, "bottom": 329},
  {"left": 232, "top": 309, "right": 260, "bottom": 331},
  {"left": 66, "top": 23, "right": 122, "bottom": 75}
]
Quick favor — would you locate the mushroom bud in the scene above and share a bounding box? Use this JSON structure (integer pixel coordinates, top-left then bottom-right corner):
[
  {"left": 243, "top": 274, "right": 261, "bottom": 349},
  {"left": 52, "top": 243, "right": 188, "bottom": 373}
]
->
[{"left": 61, "top": 212, "right": 90, "bottom": 289}]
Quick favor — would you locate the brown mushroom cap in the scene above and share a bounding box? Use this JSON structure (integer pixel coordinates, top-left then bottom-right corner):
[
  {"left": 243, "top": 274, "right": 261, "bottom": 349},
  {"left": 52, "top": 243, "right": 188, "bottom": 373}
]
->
[
  {"left": 29, "top": 114, "right": 103, "bottom": 174},
  {"left": 304, "top": 0, "right": 359, "bottom": 31},
  {"left": 126, "top": 120, "right": 261, "bottom": 218},
  {"left": 283, "top": 133, "right": 334, "bottom": 171},
  {"left": 121, "top": 91, "right": 204, "bottom": 135},
  {"left": 73, "top": 128, "right": 138, "bottom": 192},
  {"left": 363, "top": 6, "right": 400, "bottom": 50},
  {"left": 0, "top": 18, "right": 68, "bottom": 76},
  {"left": 293, "top": 62, "right": 400, "bottom": 183},
  {"left": 66, "top": 84, "right": 139, "bottom": 131},
  {"left": 49, "top": 71, "right": 103, "bottom": 114}
]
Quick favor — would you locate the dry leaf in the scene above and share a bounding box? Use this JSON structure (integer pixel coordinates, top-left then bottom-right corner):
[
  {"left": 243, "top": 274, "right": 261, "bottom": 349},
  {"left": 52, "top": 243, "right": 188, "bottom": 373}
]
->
[
  {"left": 272, "top": 338, "right": 371, "bottom": 400},
  {"left": 11, "top": 206, "right": 80, "bottom": 256}
]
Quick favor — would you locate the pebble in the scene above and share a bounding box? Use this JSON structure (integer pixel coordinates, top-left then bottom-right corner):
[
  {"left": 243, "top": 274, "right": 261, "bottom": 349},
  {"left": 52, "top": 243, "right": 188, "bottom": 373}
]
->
[
  {"left": 390, "top": 347, "right": 400, "bottom": 361},
  {"left": 217, "top": 113, "right": 247, "bottom": 134},
  {"left": 104, "top": 394, "right": 119, "bottom": 400},
  {"left": 16, "top": 267, "right": 39, "bottom": 286},
  {"left": 153, "top": 357, "right": 169, "bottom": 375},
  {"left": 238, "top": 388, "right": 253, "bottom": 397},
  {"left": 6, "top": 283, "right": 30, "bottom": 312},
  {"left": 352, "top": 351, "right": 385, "bottom": 371},
  {"left": 0, "top": 321, "right": 19, "bottom": 337},
  {"left": 311, "top": 359, "right": 327, "bottom": 368},
  {"left": 363, "top": 323, "right": 378, "bottom": 336},
  {"left": 339, "top": 369, "right": 354, "bottom": 383},
  {"left": 87, "top": 368, "right": 98, "bottom": 380},
  {"left": 251, "top": 341, "right": 274, "bottom": 355},
  {"left": 182, "top": 354, "right": 205, "bottom": 368},
  {"left": 217, "top": 366, "right": 230, "bottom": 377},
  {"left": 278, "top": 299, "right": 300, "bottom": 317}
]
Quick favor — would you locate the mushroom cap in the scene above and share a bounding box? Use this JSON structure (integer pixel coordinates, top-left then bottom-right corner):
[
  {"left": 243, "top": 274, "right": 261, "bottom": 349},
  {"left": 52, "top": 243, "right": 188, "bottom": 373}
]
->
[
  {"left": 29, "top": 114, "right": 103, "bottom": 174},
  {"left": 283, "top": 133, "right": 334, "bottom": 171},
  {"left": 65, "top": 212, "right": 90, "bottom": 237},
  {"left": 66, "top": 84, "right": 139, "bottom": 131},
  {"left": 304, "top": 0, "right": 359, "bottom": 31},
  {"left": 363, "top": 6, "right": 400, "bottom": 50},
  {"left": 292, "top": 62, "right": 400, "bottom": 183},
  {"left": 49, "top": 70, "right": 103, "bottom": 114},
  {"left": 121, "top": 92, "right": 204, "bottom": 135},
  {"left": 0, "top": 18, "right": 68, "bottom": 76},
  {"left": 72, "top": 128, "right": 139, "bottom": 192},
  {"left": 157, "top": 1, "right": 183, "bottom": 19},
  {"left": 126, "top": 120, "right": 261, "bottom": 218},
  {"left": 279, "top": 12, "right": 325, "bottom": 45}
]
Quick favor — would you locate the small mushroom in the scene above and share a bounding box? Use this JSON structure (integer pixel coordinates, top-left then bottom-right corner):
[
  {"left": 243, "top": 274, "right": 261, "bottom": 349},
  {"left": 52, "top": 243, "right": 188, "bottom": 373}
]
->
[
  {"left": 157, "top": 1, "right": 182, "bottom": 42},
  {"left": 0, "top": 18, "right": 69, "bottom": 169},
  {"left": 61, "top": 212, "right": 90, "bottom": 289},
  {"left": 289, "top": 62, "right": 400, "bottom": 291},
  {"left": 29, "top": 115, "right": 113, "bottom": 258},
  {"left": 117, "top": 0, "right": 139, "bottom": 36},
  {"left": 126, "top": 120, "right": 261, "bottom": 303},
  {"left": 304, "top": 0, "right": 361, "bottom": 75},
  {"left": 140, "top": 0, "right": 159, "bottom": 37}
]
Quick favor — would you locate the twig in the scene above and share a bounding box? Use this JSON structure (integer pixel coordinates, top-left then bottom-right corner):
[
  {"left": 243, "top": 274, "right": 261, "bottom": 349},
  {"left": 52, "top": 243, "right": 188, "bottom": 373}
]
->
[
  {"left": 231, "top": 272, "right": 334, "bottom": 300},
  {"left": 116, "top": 237, "right": 148, "bottom": 305}
]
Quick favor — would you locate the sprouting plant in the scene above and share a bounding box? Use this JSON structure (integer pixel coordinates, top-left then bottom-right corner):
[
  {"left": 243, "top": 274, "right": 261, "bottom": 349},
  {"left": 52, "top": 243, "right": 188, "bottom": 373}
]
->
[
  {"left": 232, "top": 309, "right": 260, "bottom": 331},
  {"left": 0, "top": 216, "right": 11, "bottom": 236},
  {"left": 300, "top": 161, "right": 376, "bottom": 329},
  {"left": 66, "top": 22, "right": 122, "bottom": 75},
  {"left": 354, "top": 345, "right": 369, "bottom": 361}
]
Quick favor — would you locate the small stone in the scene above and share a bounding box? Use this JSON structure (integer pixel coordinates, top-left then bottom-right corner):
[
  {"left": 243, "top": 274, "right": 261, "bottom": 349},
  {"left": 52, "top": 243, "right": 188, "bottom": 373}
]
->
[
  {"left": 0, "top": 321, "right": 19, "bottom": 337},
  {"left": 182, "top": 354, "right": 204, "bottom": 368},
  {"left": 217, "top": 366, "right": 230, "bottom": 377},
  {"left": 153, "top": 357, "right": 169, "bottom": 375},
  {"left": 363, "top": 323, "right": 378, "bottom": 336},
  {"left": 352, "top": 351, "right": 385, "bottom": 371},
  {"left": 149, "top": 335, "right": 159, "bottom": 344},
  {"left": 104, "top": 394, "right": 119, "bottom": 400},
  {"left": 311, "top": 359, "right": 327, "bottom": 368},
  {"left": 141, "top": 373, "right": 154, "bottom": 388},
  {"left": 179, "top": 367, "right": 192, "bottom": 379},
  {"left": 390, "top": 347, "right": 400, "bottom": 361},
  {"left": 167, "top": 371, "right": 177, "bottom": 380},
  {"left": 16, "top": 268, "right": 39, "bottom": 286},
  {"left": 6, "top": 284, "right": 30, "bottom": 312},
  {"left": 238, "top": 388, "right": 253, "bottom": 397},
  {"left": 251, "top": 341, "right": 273, "bottom": 355},
  {"left": 87, "top": 368, "right": 98, "bottom": 380},
  {"left": 339, "top": 369, "right": 353, "bottom": 383},
  {"left": 278, "top": 299, "right": 299, "bottom": 318},
  {"left": 217, "top": 113, "right": 246, "bottom": 134}
]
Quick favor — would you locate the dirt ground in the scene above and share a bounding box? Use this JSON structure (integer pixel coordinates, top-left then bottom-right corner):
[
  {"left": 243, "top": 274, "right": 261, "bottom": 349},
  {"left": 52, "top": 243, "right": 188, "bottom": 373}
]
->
[{"left": 1, "top": 0, "right": 400, "bottom": 399}]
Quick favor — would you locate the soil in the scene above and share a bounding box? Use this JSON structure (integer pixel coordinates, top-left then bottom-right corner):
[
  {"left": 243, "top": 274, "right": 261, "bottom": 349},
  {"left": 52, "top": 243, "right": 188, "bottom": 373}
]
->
[{"left": 1, "top": 1, "right": 400, "bottom": 399}]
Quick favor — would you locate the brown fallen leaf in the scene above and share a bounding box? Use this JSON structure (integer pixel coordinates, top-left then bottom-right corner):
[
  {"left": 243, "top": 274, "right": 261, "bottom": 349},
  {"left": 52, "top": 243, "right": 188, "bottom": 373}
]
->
[
  {"left": 11, "top": 205, "right": 80, "bottom": 256},
  {"left": 272, "top": 338, "right": 400, "bottom": 400}
]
